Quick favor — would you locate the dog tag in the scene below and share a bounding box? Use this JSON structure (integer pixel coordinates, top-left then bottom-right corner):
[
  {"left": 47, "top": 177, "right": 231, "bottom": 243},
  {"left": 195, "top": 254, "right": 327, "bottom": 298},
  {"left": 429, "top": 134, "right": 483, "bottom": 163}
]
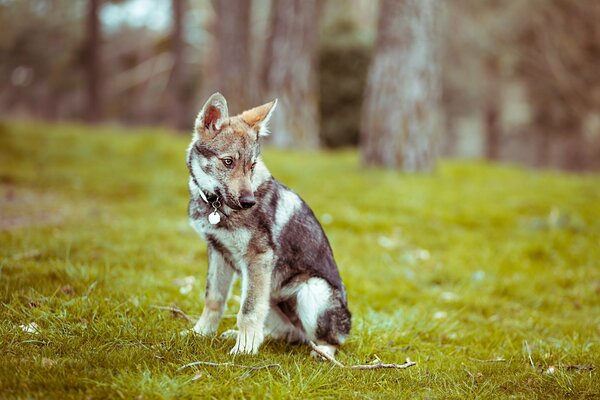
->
[{"left": 208, "top": 211, "right": 220, "bottom": 225}]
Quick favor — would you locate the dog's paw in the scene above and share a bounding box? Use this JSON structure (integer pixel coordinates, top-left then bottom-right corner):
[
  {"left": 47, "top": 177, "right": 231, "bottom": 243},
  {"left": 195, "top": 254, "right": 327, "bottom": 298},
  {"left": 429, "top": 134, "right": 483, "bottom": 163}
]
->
[
  {"left": 229, "top": 327, "right": 264, "bottom": 355},
  {"left": 191, "top": 321, "right": 218, "bottom": 336},
  {"left": 310, "top": 344, "right": 337, "bottom": 360},
  {"left": 179, "top": 328, "right": 197, "bottom": 338},
  {"left": 220, "top": 329, "right": 238, "bottom": 340}
]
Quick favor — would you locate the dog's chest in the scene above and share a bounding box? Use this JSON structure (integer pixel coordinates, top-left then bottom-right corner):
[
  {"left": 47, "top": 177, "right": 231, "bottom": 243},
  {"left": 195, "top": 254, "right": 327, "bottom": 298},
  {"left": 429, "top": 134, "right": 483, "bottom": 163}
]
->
[{"left": 189, "top": 217, "right": 252, "bottom": 265}]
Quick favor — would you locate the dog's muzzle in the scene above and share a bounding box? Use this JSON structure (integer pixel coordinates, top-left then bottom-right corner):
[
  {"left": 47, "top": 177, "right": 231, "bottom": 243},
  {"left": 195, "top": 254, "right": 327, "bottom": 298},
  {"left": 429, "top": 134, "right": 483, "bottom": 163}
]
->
[{"left": 239, "top": 192, "right": 256, "bottom": 209}]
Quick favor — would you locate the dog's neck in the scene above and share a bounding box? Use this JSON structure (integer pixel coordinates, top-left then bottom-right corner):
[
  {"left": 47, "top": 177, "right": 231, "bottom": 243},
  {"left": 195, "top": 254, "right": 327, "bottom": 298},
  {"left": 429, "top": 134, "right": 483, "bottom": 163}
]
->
[{"left": 188, "top": 177, "right": 218, "bottom": 206}]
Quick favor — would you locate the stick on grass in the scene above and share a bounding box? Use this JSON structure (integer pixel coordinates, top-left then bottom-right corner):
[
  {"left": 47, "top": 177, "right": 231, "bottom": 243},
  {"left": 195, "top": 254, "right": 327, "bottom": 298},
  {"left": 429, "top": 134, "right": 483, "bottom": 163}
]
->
[
  {"left": 308, "top": 341, "right": 416, "bottom": 370},
  {"left": 151, "top": 305, "right": 193, "bottom": 322},
  {"left": 178, "top": 361, "right": 281, "bottom": 371},
  {"left": 468, "top": 357, "right": 506, "bottom": 363}
]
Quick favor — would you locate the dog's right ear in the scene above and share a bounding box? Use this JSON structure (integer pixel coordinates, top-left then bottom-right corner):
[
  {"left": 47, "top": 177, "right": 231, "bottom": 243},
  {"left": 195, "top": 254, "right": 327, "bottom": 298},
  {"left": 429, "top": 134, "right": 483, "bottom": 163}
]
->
[{"left": 194, "top": 92, "right": 229, "bottom": 139}]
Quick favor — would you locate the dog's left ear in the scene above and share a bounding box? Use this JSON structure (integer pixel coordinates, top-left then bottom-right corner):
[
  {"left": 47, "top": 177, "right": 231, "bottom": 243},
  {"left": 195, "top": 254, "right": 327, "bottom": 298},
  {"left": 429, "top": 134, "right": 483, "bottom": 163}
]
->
[{"left": 241, "top": 99, "right": 278, "bottom": 139}]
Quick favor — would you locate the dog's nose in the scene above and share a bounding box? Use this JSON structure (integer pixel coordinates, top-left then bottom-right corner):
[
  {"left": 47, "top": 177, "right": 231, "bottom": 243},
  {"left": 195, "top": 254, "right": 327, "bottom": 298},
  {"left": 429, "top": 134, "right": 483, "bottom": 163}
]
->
[{"left": 239, "top": 194, "right": 256, "bottom": 209}]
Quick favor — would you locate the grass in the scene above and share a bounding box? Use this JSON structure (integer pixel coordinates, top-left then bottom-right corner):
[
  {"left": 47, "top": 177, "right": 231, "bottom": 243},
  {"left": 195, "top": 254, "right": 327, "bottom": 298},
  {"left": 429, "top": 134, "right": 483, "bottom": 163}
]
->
[{"left": 1, "top": 120, "right": 599, "bottom": 399}]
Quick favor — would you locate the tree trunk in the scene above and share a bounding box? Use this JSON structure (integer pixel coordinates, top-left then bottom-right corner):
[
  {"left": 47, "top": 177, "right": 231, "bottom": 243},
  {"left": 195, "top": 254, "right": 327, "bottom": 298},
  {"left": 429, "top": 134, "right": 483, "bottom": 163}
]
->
[
  {"left": 484, "top": 56, "right": 501, "bottom": 160},
  {"left": 212, "top": 0, "right": 251, "bottom": 114},
  {"left": 168, "top": 0, "right": 185, "bottom": 130},
  {"left": 85, "top": 0, "right": 102, "bottom": 123},
  {"left": 562, "top": 125, "right": 586, "bottom": 171},
  {"left": 262, "top": 0, "right": 320, "bottom": 149},
  {"left": 361, "top": 0, "right": 441, "bottom": 170},
  {"left": 534, "top": 128, "right": 550, "bottom": 168}
]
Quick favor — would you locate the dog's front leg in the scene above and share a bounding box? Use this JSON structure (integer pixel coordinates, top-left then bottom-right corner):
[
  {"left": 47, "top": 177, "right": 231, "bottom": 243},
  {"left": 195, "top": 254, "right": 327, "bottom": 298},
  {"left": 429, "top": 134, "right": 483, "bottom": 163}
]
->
[
  {"left": 193, "top": 247, "right": 235, "bottom": 336},
  {"left": 230, "top": 250, "right": 273, "bottom": 355}
]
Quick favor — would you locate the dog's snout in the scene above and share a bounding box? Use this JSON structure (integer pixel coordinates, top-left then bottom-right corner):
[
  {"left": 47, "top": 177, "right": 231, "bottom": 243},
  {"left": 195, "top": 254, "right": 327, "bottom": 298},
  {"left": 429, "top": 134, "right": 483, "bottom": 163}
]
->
[{"left": 239, "top": 192, "right": 256, "bottom": 209}]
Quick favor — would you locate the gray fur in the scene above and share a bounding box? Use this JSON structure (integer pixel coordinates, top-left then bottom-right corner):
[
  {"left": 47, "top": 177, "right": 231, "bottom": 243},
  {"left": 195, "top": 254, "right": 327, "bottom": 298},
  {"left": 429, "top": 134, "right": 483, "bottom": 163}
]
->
[{"left": 187, "top": 94, "right": 351, "bottom": 355}]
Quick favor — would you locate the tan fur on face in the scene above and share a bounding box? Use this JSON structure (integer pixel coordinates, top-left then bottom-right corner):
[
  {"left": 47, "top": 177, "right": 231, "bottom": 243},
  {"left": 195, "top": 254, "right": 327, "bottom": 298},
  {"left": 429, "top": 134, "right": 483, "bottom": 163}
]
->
[
  {"left": 192, "top": 94, "right": 277, "bottom": 208},
  {"left": 198, "top": 117, "right": 260, "bottom": 206}
]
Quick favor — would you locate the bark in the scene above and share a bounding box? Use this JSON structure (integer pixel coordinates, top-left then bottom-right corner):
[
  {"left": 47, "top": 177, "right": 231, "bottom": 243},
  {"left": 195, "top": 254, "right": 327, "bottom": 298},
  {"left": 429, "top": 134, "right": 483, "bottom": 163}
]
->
[
  {"left": 361, "top": 0, "right": 441, "bottom": 170},
  {"left": 484, "top": 56, "right": 501, "bottom": 160},
  {"left": 262, "top": 0, "right": 320, "bottom": 149},
  {"left": 534, "top": 128, "right": 550, "bottom": 167},
  {"left": 561, "top": 124, "right": 586, "bottom": 171},
  {"left": 213, "top": 0, "right": 251, "bottom": 114},
  {"left": 85, "top": 0, "right": 102, "bottom": 123},
  {"left": 168, "top": 0, "right": 185, "bottom": 130}
]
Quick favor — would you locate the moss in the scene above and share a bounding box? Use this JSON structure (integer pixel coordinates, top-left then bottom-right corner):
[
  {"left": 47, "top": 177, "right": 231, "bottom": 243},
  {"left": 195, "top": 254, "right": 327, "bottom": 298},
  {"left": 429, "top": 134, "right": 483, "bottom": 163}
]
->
[{"left": 1, "top": 120, "right": 599, "bottom": 399}]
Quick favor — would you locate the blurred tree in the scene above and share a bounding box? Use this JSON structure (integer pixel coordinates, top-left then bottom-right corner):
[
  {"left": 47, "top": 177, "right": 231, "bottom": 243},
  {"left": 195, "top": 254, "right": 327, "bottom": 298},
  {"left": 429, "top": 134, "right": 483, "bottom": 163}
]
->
[
  {"left": 361, "top": 0, "right": 442, "bottom": 170},
  {"left": 85, "top": 0, "right": 103, "bottom": 123},
  {"left": 442, "top": 0, "right": 530, "bottom": 162},
  {"left": 516, "top": 0, "right": 600, "bottom": 170},
  {"left": 261, "top": 0, "right": 320, "bottom": 149},
  {"left": 0, "top": 1, "right": 85, "bottom": 120},
  {"left": 168, "top": 0, "right": 186, "bottom": 130},
  {"left": 484, "top": 56, "right": 501, "bottom": 160},
  {"left": 212, "top": 0, "right": 251, "bottom": 114}
]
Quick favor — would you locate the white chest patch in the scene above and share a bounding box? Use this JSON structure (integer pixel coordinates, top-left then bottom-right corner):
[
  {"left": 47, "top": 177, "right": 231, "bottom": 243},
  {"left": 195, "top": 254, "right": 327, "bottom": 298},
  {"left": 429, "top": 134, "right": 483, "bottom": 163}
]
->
[
  {"left": 190, "top": 218, "right": 252, "bottom": 268},
  {"left": 213, "top": 228, "right": 252, "bottom": 265}
]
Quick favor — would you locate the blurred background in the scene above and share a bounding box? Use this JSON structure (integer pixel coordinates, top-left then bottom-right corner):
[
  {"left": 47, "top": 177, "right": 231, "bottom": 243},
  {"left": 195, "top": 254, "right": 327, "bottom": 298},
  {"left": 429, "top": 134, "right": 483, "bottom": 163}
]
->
[{"left": 1, "top": 0, "right": 599, "bottom": 171}]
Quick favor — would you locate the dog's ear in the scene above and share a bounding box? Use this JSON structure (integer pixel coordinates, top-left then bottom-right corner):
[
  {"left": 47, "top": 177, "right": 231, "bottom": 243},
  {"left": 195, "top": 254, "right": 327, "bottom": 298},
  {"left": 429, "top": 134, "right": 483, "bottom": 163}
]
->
[
  {"left": 241, "top": 99, "right": 278, "bottom": 139},
  {"left": 195, "top": 92, "right": 229, "bottom": 139}
]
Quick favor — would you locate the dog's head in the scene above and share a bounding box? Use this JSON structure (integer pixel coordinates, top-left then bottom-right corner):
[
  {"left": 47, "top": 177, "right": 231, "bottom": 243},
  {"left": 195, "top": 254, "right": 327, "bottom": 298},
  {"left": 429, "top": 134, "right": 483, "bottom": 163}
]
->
[{"left": 187, "top": 93, "right": 277, "bottom": 210}]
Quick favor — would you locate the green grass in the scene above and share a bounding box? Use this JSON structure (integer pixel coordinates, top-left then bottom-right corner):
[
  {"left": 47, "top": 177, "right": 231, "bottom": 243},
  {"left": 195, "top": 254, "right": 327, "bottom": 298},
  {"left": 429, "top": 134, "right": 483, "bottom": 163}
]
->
[{"left": 1, "top": 120, "right": 599, "bottom": 399}]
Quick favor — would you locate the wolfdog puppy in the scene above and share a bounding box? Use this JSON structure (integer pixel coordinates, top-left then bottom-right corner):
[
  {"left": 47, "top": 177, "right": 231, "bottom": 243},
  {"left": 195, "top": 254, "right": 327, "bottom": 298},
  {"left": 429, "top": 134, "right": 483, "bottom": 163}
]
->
[{"left": 186, "top": 93, "right": 351, "bottom": 357}]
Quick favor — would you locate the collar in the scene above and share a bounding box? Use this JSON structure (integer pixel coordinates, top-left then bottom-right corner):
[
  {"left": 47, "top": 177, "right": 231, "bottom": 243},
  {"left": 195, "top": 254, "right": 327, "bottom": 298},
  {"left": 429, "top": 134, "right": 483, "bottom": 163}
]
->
[{"left": 192, "top": 179, "right": 219, "bottom": 209}]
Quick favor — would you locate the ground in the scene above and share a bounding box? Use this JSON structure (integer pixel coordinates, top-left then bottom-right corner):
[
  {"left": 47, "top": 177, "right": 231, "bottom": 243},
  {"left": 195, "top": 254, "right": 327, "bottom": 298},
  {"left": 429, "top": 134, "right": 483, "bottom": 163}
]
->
[{"left": 1, "top": 120, "right": 599, "bottom": 399}]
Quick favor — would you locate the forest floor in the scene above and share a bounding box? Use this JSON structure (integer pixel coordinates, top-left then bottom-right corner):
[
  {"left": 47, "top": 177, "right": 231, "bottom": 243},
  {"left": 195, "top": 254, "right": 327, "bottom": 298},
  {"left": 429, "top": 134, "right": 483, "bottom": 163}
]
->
[{"left": 1, "top": 120, "right": 599, "bottom": 399}]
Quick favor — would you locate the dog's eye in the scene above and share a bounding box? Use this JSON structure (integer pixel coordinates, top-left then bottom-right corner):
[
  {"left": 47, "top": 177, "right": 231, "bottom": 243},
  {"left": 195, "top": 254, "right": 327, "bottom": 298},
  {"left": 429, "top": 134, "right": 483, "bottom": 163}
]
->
[
  {"left": 222, "top": 158, "right": 234, "bottom": 168},
  {"left": 251, "top": 161, "right": 257, "bottom": 170}
]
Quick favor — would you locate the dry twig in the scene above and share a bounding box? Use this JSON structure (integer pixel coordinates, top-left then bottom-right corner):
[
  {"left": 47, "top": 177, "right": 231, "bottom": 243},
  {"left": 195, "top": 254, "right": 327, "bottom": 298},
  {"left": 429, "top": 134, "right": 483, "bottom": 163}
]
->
[
  {"left": 561, "top": 364, "right": 594, "bottom": 371},
  {"left": 151, "top": 305, "right": 193, "bottom": 322},
  {"left": 350, "top": 360, "right": 416, "bottom": 370},
  {"left": 308, "top": 341, "right": 345, "bottom": 367},
  {"left": 178, "top": 361, "right": 281, "bottom": 371},
  {"left": 308, "top": 341, "right": 416, "bottom": 370},
  {"left": 178, "top": 340, "right": 416, "bottom": 373},
  {"left": 468, "top": 357, "right": 506, "bottom": 363}
]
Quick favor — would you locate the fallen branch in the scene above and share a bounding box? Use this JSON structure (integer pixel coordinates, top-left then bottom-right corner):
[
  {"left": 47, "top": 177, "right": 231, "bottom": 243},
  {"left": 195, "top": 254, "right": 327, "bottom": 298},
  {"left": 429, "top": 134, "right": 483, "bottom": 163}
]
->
[
  {"left": 564, "top": 364, "right": 594, "bottom": 371},
  {"left": 151, "top": 305, "right": 193, "bottom": 322},
  {"left": 350, "top": 360, "right": 416, "bottom": 370},
  {"left": 546, "top": 364, "right": 595, "bottom": 373},
  {"left": 468, "top": 357, "right": 506, "bottom": 363},
  {"left": 178, "top": 361, "right": 281, "bottom": 371},
  {"left": 308, "top": 341, "right": 345, "bottom": 367},
  {"left": 178, "top": 341, "right": 416, "bottom": 373},
  {"left": 308, "top": 341, "right": 416, "bottom": 370}
]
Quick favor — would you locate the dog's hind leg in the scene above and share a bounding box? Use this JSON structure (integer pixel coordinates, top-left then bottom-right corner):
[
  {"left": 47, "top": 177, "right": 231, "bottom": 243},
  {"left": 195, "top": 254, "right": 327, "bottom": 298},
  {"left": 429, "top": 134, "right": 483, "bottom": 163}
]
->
[
  {"left": 265, "top": 301, "right": 306, "bottom": 343},
  {"left": 295, "top": 278, "right": 352, "bottom": 359}
]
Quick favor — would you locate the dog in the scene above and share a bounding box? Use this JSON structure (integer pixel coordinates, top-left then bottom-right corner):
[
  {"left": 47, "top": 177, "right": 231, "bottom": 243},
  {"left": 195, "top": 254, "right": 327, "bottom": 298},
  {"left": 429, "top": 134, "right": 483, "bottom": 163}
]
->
[{"left": 185, "top": 93, "right": 351, "bottom": 358}]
